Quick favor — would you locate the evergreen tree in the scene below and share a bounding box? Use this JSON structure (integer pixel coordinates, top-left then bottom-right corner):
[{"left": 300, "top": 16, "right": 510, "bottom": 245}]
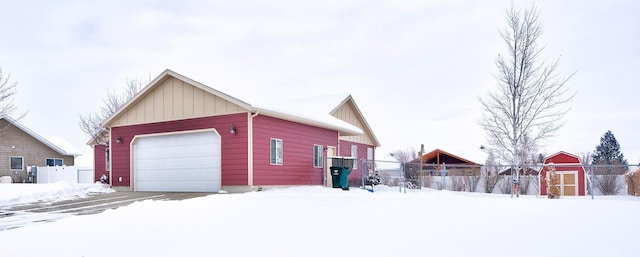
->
[
  {"left": 590, "top": 130, "right": 627, "bottom": 195},
  {"left": 591, "top": 130, "right": 628, "bottom": 166}
]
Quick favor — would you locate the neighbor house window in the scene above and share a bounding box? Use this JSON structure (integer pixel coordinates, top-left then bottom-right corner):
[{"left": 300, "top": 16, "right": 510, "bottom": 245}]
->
[
  {"left": 46, "top": 158, "right": 63, "bottom": 166},
  {"left": 313, "top": 145, "right": 323, "bottom": 168},
  {"left": 351, "top": 145, "right": 358, "bottom": 169},
  {"left": 270, "top": 138, "right": 283, "bottom": 165},
  {"left": 10, "top": 156, "right": 24, "bottom": 170}
]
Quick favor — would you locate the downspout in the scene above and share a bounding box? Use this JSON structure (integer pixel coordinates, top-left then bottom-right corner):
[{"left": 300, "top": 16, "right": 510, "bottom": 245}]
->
[
  {"left": 108, "top": 127, "right": 113, "bottom": 188},
  {"left": 248, "top": 110, "right": 259, "bottom": 187}
]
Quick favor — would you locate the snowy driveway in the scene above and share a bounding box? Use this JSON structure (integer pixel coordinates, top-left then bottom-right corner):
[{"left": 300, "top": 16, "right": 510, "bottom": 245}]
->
[{"left": 0, "top": 191, "right": 211, "bottom": 231}]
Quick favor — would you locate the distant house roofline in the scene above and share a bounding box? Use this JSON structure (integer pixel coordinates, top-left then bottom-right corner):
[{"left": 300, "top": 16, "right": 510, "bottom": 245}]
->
[
  {"left": 416, "top": 148, "right": 480, "bottom": 165},
  {"left": 1, "top": 115, "right": 79, "bottom": 156}
]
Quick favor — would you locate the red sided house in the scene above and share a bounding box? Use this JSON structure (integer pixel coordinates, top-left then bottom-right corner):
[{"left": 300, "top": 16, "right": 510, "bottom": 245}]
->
[
  {"left": 539, "top": 151, "right": 587, "bottom": 197},
  {"left": 93, "top": 69, "right": 380, "bottom": 192}
]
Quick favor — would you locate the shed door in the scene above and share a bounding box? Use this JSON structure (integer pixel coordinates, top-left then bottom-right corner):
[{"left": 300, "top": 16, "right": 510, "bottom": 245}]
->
[
  {"left": 548, "top": 172, "right": 578, "bottom": 196},
  {"left": 561, "top": 173, "right": 578, "bottom": 196},
  {"left": 133, "top": 130, "right": 221, "bottom": 192}
]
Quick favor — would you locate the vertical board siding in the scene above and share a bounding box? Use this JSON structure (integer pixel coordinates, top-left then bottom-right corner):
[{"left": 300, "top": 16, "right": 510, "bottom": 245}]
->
[
  {"left": 111, "top": 76, "right": 246, "bottom": 127},
  {"left": 252, "top": 115, "right": 338, "bottom": 186},
  {"left": 332, "top": 101, "right": 375, "bottom": 145},
  {"left": 110, "top": 113, "right": 249, "bottom": 188}
]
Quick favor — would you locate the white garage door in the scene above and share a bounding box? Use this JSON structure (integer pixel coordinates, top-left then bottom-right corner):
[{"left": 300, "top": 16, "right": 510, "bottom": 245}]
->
[{"left": 133, "top": 130, "right": 221, "bottom": 192}]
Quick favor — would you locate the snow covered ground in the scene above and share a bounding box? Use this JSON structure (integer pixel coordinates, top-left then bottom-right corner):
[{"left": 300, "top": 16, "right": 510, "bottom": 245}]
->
[
  {"left": 0, "top": 184, "right": 639, "bottom": 257},
  {"left": 0, "top": 182, "right": 113, "bottom": 206}
]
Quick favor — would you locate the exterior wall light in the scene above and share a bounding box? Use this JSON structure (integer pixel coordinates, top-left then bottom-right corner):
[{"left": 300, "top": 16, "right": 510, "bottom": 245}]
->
[
  {"left": 230, "top": 125, "right": 237, "bottom": 135},
  {"left": 116, "top": 137, "right": 122, "bottom": 144}
]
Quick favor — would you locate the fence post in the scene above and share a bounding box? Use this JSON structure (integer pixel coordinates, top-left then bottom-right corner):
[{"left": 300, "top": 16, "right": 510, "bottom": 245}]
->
[
  {"left": 510, "top": 164, "right": 515, "bottom": 198},
  {"left": 419, "top": 144, "right": 424, "bottom": 189},
  {"left": 588, "top": 165, "right": 594, "bottom": 200},
  {"left": 441, "top": 163, "right": 446, "bottom": 190}
]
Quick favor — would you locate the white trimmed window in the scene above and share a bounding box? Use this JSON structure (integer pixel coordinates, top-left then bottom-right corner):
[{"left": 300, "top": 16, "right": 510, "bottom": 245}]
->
[
  {"left": 46, "top": 158, "right": 63, "bottom": 166},
  {"left": 270, "top": 138, "right": 283, "bottom": 165},
  {"left": 313, "top": 145, "right": 323, "bottom": 168},
  {"left": 351, "top": 145, "right": 358, "bottom": 169},
  {"left": 10, "top": 156, "right": 24, "bottom": 170}
]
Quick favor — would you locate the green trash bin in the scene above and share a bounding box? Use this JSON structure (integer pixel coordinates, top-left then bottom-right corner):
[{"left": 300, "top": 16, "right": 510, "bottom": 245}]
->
[
  {"left": 338, "top": 166, "right": 351, "bottom": 190},
  {"left": 330, "top": 167, "right": 341, "bottom": 188}
]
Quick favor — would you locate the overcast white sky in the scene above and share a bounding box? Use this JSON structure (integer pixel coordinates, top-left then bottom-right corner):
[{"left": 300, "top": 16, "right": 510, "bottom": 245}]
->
[{"left": 0, "top": 0, "right": 638, "bottom": 166}]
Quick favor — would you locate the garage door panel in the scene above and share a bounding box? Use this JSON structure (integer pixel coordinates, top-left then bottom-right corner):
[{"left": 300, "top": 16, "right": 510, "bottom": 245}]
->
[
  {"left": 134, "top": 130, "right": 221, "bottom": 192},
  {"left": 136, "top": 156, "right": 220, "bottom": 170}
]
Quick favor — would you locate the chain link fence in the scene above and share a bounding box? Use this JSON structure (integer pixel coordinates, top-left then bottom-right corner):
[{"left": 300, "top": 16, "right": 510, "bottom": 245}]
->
[{"left": 361, "top": 159, "right": 640, "bottom": 197}]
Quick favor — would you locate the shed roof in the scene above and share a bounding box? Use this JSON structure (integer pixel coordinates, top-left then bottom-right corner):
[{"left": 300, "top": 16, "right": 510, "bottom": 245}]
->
[
  {"left": 543, "top": 151, "right": 582, "bottom": 164},
  {"left": 1, "top": 115, "right": 79, "bottom": 156}
]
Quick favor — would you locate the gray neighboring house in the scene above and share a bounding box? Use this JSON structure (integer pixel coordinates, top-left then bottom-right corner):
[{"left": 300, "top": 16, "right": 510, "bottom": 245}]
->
[{"left": 0, "top": 116, "right": 78, "bottom": 183}]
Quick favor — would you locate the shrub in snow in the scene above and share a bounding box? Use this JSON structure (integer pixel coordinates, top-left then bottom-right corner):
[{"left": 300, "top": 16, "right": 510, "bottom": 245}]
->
[
  {"left": 518, "top": 175, "right": 538, "bottom": 195},
  {"left": 593, "top": 173, "right": 623, "bottom": 195},
  {"left": 498, "top": 175, "right": 512, "bottom": 194},
  {"left": 546, "top": 165, "right": 560, "bottom": 199},
  {"left": 625, "top": 169, "right": 640, "bottom": 196},
  {"left": 450, "top": 176, "right": 465, "bottom": 191},
  {"left": 421, "top": 175, "right": 433, "bottom": 189},
  {"left": 365, "top": 170, "right": 381, "bottom": 186},
  {"left": 481, "top": 168, "right": 502, "bottom": 193},
  {"left": 463, "top": 175, "right": 481, "bottom": 192}
]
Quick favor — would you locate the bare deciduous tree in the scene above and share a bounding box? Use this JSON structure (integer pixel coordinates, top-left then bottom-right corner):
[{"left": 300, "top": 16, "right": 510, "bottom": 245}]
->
[
  {"left": 578, "top": 151, "right": 593, "bottom": 167},
  {"left": 79, "top": 78, "right": 144, "bottom": 145},
  {"left": 0, "top": 68, "right": 18, "bottom": 116},
  {"left": 391, "top": 147, "right": 421, "bottom": 184},
  {"left": 464, "top": 174, "right": 481, "bottom": 192},
  {"left": 0, "top": 67, "right": 26, "bottom": 122},
  {"left": 391, "top": 147, "right": 418, "bottom": 164},
  {"left": 479, "top": 4, "right": 574, "bottom": 165}
]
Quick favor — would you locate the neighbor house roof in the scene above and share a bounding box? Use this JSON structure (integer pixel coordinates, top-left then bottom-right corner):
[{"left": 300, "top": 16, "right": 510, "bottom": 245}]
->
[
  {"left": 102, "top": 69, "right": 366, "bottom": 136},
  {"left": 1, "top": 115, "right": 79, "bottom": 156},
  {"left": 417, "top": 148, "right": 480, "bottom": 165}
]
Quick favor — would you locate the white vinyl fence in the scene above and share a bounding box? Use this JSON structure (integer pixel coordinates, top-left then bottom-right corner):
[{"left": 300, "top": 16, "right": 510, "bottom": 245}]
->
[{"left": 36, "top": 166, "right": 94, "bottom": 184}]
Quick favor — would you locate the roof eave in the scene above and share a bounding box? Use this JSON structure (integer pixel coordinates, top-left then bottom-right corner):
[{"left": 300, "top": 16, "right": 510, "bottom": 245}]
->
[
  {"left": 1, "top": 116, "right": 76, "bottom": 156},
  {"left": 254, "top": 107, "right": 363, "bottom": 136},
  {"left": 331, "top": 95, "right": 381, "bottom": 147}
]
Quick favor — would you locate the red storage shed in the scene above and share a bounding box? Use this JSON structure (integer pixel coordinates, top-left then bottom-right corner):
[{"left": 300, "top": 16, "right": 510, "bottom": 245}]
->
[{"left": 539, "top": 151, "right": 588, "bottom": 197}]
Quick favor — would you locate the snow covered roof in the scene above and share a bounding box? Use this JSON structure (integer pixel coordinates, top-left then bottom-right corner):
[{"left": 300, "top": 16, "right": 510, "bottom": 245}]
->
[
  {"left": 251, "top": 94, "right": 364, "bottom": 136},
  {"left": 102, "top": 69, "right": 368, "bottom": 136},
  {"left": 0, "top": 115, "right": 80, "bottom": 156}
]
